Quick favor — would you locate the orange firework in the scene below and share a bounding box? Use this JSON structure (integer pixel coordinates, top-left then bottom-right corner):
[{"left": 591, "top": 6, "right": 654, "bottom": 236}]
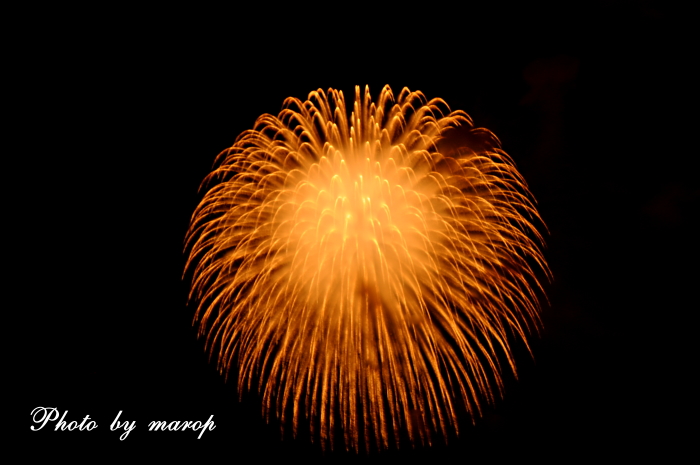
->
[{"left": 184, "top": 85, "right": 549, "bottom": 452}]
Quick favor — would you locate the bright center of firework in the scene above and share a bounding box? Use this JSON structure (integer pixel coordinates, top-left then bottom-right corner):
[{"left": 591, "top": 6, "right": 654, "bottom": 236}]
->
[
  {"left": 284, "top": 149, "right": 439, "bottom": 322},
  {"left": 185, "top": 85, "right": 549, "bottom": 452}
]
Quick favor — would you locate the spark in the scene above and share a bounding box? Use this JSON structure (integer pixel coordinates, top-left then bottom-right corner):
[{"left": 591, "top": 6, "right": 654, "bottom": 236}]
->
[{"left": 184, "top": 85, "right": 549, "bottom": 452}]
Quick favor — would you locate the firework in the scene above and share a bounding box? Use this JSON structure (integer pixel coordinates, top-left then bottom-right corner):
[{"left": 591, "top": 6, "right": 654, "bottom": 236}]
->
[{"left": 184, "top": 85, "right": 549, "bottom": 452}]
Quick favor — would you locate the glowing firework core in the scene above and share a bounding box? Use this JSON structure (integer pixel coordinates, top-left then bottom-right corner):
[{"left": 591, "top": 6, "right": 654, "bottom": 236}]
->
[{"left": 185, "top": 85, "right": 548, "bottom": 451}]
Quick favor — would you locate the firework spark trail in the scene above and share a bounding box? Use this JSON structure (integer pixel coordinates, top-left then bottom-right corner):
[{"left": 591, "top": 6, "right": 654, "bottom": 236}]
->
[{"left": 184, "top": 85, "right": 549, "bottom": 452}]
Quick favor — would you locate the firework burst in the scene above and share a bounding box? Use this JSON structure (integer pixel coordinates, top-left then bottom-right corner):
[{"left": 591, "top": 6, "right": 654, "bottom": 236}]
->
[{"left": 184, "top": 85, "right": 549, "bottom": 452}]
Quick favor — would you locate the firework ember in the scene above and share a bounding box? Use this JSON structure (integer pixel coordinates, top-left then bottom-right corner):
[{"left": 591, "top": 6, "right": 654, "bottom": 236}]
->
[{"left": 184, "top": 85, "right": 549, "bottom": 451}]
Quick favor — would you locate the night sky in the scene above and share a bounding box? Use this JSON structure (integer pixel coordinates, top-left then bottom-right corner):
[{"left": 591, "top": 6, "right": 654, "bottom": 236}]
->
[{"left": 25, "top": 4, "right": 694, "bottom": 462}]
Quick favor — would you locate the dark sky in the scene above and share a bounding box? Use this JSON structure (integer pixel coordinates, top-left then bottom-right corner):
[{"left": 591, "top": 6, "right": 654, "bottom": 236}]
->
[{"left": 25, "top": 4, "right": 694, "bottom": 461}]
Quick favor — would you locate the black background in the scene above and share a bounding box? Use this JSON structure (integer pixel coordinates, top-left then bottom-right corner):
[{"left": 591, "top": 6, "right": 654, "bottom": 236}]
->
[{"left": 24, "top": 3, "right": 695, "bottom": 462}]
